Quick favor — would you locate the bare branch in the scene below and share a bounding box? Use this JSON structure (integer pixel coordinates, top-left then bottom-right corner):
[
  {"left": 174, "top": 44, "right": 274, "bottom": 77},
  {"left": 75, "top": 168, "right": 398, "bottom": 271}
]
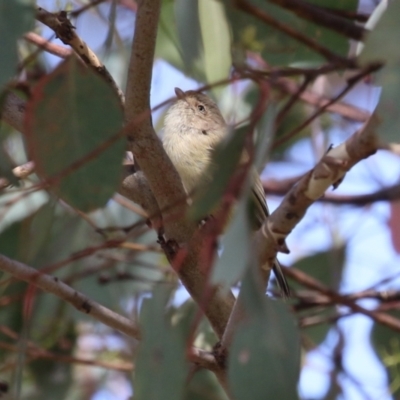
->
[
  {"left": 285, "top": 266, "right": 400, "bottom": 332},
  {"left": 36, "top": 6, "right": 124, "bottom": 104},
  {"left": 269, "top": 0, "right": 366, "bottom": 41},
  {"left": 1, "top": 91, "right": 25, "bottom": 133},
  {"left": 233, "top": 0, "right": 356, "bottom": 67},
  {"left": 0, "top": 252, "right": 141, "bottom": 339},
  {"left": 24, "top": 32, "right": 72, "bottom": 58},
  {"left": 256, "top": 112, "right": 380, "bottom": 269},
  {"left": 274, "top": 77, "right": 370, "bottom": 122}
]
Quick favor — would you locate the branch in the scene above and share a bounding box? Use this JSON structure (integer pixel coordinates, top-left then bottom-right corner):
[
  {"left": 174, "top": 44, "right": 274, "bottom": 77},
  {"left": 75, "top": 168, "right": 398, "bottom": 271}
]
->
[
  {"left": 274, "top": 77, "right": 370, "bottom": 122},
  {"left": 0, "top": 252, "right": 223, "bottom": 374},
  {"left": 122, "top": 0, "right": 235, "bottom": 341},
  {"left": 24, "top": 32, "right": 72, "bottom": 58},
  {"left": 1, "top": 91, "right": 25, "bottom": 133},
  {"left": 0, "top": 252, "right": 141, "bottom": 339},
  {"left": 264, "top": 180, "right": 400, "bottom": 205},
  {"left": 233, "top": 0, "right": 356, "bottom": 67},
  {"left": 123, "top": 0, "right": 190, "bottom": 238},
  {"left": 36, "top": 6, "right": 124, "bottom": 104},
  {"left": 268, "top": 0, "right": 366, "bottom": 41},
  {"left": 285, "top": 266, "right": 400, "bottom": 332},
  {"left": 222, "top": 112, "right": 381, "bottom": 347},
  {"left": 256, "top": 112, "right": 380, "bottom": 268}
]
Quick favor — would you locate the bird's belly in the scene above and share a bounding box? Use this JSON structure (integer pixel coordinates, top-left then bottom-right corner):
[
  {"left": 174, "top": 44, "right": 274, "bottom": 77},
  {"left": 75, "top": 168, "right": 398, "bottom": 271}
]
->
[
  {"left": 164, "top": 141, "right": 211, "bottom": 194},
  {"left": 173, "top": 152, "right": 210, "bottom": 194}
]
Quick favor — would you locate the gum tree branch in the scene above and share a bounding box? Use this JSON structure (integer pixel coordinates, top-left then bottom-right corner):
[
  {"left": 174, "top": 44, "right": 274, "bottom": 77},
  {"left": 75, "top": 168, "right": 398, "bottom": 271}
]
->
[
  {"left": 285, "top": 266, "right": 400, "bottom": 332},
  {"left": 233, "top": 0, "right": 356, "bottom": 67},
  {"left": 0, "top": 252, "right": 221, "bottom": 372},
  {"left": 123, "top": 0, "right": 235, "bottom": 341},
  {"left": 269, "top": 0, "right": 366, "bottom": 41},
  {"left": 0, "top": 252, "right": 141, "bottom": 339},
  {"left": 36, "top": 6, "right": 125, "bottom": 104},
  {"left": 258, "top": 112, "right": 380, "bottom": 271},
  {"left": 24, "top": 32, "right": 72, "bottom": 58},
  {"left": 222, "top": 112, "right": 381, "bottom": 348},
  {"left": 123, "top": 0, "right": 189, "bottom": 233}
]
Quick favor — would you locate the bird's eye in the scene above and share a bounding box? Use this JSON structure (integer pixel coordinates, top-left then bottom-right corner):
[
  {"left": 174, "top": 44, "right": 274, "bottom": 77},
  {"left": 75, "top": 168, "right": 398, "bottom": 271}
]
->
[{"left": 197, "top": 104, "right": 206, "bottom": 113}]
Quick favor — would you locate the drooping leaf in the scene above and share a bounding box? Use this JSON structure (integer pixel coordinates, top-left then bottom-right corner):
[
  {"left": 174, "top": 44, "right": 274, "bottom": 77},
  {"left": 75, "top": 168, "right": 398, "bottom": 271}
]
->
[
  {"left": 300, "top": 307, "right": 334, "bottom": 349},
  {"left": 371, "top": 310, "right": 400, "bottom": 398},
  {"left": 135, "top": 286, "right": 189, "bottom": 400},
  {"left": 212, "top": 198, "right": 251, "bottom": 290},
  {"left": 388, "top": 201, "right": 400, "bottom": 254},
  {"left": 175, "top": 0, "right": 203, "bottom": 72},
  {"left": 24, "top": 57, "right": 125, "bottom": 212},
  {"left": 359, "top": 0, "right": 400, "bottom": 143},
  {"left": 184, "top": 369, "right": 229, "bottom": 400},
  {"left": 0, "top": 125, "right": 19, "bottom": 186},
  {"left": 289, "top": 246, "right": 346, "bottom": 291},
  {"left": 28, "top": 323, "right": 75, "bottom": 400},
  {"left": 223, "top": 0, "right": 357, "bottom": 67},
  {"left": 189, "top": 126, "right": 247, "bottom": 220},
  {"left": 229, "top": 269, "right": 300, "bottom": 400},
  {"left": 254, "top": 103, "right": 276, "bottom": 172},
  {"left": 198, "top": 0, "right": 232, "bottom": 93},
  {"left": 0, "top": 0, "right": 35, "bottom": 90},
  {"left": 156, "top": 0, "right": 186, "bottom": 71}
]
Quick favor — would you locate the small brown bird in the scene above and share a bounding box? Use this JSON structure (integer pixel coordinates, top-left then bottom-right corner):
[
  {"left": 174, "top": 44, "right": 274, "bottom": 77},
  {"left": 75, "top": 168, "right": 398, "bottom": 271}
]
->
[{"left": 163, "top": 88, "right": 290, "bottom": 297}]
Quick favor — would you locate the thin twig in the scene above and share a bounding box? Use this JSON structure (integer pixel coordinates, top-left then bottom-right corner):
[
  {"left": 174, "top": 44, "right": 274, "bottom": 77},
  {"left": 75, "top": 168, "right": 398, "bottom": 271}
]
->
[
  {"left": 36, "top": 6, "right": 125, "bottom": 104},
  {"left": 233, "top": 0, "right": 356, "bottom": 67}
]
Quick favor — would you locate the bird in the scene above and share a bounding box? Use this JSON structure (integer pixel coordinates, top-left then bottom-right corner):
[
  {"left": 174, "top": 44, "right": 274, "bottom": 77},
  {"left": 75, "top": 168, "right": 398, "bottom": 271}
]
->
[{"left": 162, "top": 87, "right": 290, "bottom": 298}]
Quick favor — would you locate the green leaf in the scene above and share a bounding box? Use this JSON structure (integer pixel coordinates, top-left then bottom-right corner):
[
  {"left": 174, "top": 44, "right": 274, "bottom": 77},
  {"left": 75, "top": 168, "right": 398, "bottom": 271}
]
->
[
  {"left": 371, "top": 310, "right": 400, "bottom": 397},
  {"left": 0, "top": 124, "right": 19, "bottom": 186},
  {"left": 290, "top": 246, "right": 346, "bottom": 291},
  {"left": 184, "top": 369, "right": 229, "bottom": 400},
  {"left": 199, "top": 0, "right": 232, "bottom": 94},
  {"left": 223, "top": 0, "right": 357, "bottom": 67},
  {"left": 175, "top": 0, "right": 203, "bottom": 72},
  {"left": 156, "top": 0, "right": 186, "bottom": 72},
  {"left": 359, "top": 0, "right": 400, "bottom": 143},
  {"left": 28, "top": 324, "right": 75, "bottom": 400},
  {"left": 189, "top": 126, "right": 247, "bottom": 220},
  {"left": 212, "top": 198, "right": 251, "bottom": 290},
  {"left": 135, "top": 286, "right": 189, "bottom": 400},
  {"left": 301, "top": 307, "right": 333, "bottom": 348},
  {"left": 229, "top": 270, "right": 300, "bottom": 400},
  {"left": 24, "top": 57, "right": 125, "bottom": 212},
  {"left": 0, "top": 0, "right": 35, "bottom": 90},
  {"left": 254, "top": 104, "right": 276, "bottom": 172}
]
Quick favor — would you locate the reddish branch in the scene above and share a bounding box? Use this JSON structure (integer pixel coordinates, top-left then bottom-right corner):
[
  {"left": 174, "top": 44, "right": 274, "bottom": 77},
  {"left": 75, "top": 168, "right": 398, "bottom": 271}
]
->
[
  {"left": 232, "top": 0, "right": 356, "bottom": 67},
  {"left": 286, "top": 266, "right": 400, "bottom": 332},
  {"left": 269, "top": 0, "right": 366, "bottom": 41}
]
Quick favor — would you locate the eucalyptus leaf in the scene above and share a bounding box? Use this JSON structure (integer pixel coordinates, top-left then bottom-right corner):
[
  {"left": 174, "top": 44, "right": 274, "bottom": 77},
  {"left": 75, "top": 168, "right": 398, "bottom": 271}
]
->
[
  {"left": 175, "top": 0, "right": 203, "bottom": 72},
  {"left": 359, "top": 0, "right": 400, "bottom": 143},
  {"left": 254, "top": 104, "right": 276, "bottom": 172},
  {"left": 229, "top": 269, "right": 300, "bottom": 400},
  {"left": 289, "top": 246, "right": 346, "bottom": 291},
  {"left": 135, "top": 286, "right": 189, "bottom": 400},
  {"left": 189, "top": 126, "right": 247, "bottom": 220},
  {"left": 223, "top": 0, "right": 357, "bottom": 67},
  {"left": 212, "top": 198, "right": 251, "bottom": 290},
  {"left": 24, "top": 57, "right": 125, "bottom": 212},
  {"left": 0, "top": 0, "right": 35, "bottom": 90},
  {"left": 199, "top": 0, "right": 232, "bottom": 95},
  {"left": 371, "top": 310, "right": 400, "bottom": 398},
  {"left": 156, "top": 0, "right": 185, "bottom": 72}
]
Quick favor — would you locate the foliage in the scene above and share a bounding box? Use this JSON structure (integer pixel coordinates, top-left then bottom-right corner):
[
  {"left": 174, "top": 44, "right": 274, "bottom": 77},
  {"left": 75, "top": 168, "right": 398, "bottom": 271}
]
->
[{"left": 0, "top": 0, "right": 399, "bottom": 400}]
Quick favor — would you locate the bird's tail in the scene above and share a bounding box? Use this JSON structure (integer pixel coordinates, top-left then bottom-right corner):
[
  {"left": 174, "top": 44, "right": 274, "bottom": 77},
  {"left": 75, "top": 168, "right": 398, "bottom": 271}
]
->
[{"left": 272, "top": 259, "right": 291, "bottom": 299}]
